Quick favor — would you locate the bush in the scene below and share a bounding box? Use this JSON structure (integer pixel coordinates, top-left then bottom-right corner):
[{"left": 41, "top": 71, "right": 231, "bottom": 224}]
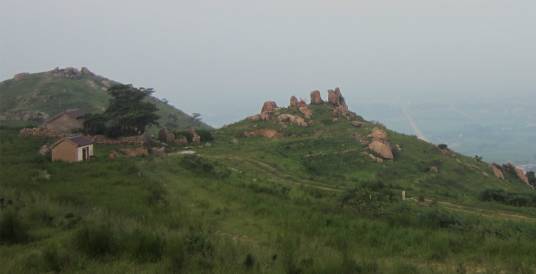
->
[
  {"left": 128, "top": 230, "right": 165, "bottom": 262},
  {"left": 479, "top": 189, "right": 536, "bottom": 207},
  {"left": 417, "top": 208, "right": 463, "bottom": 229},
  {"left": 0, "top": 210, "right": 29, "bottom": 244},
  {"left": 73, "top": 222, "right": 117, "bottom": 257},
  {"left": 39, "top": 244, "right": 69, "bottom": 272},
  {"left": 180, "top": 155, "right": 230, "bottom": 179},
  {"left": 196, "top": 130, "right": 214, "bottom": 143},
  {"left": 438, "top": 144, "right": 448, "bottom": 150}
]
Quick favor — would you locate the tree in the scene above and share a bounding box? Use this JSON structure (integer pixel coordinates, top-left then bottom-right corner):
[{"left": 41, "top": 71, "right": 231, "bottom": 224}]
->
[
  {"left": 82, "top": 84, "right": 160, "bottom": 137},
  {"left": 528, "top": 171, "right": 536, "bottom": 187},
  {"left": 191, "top": 113, "right": 202, "bottom": 127}
]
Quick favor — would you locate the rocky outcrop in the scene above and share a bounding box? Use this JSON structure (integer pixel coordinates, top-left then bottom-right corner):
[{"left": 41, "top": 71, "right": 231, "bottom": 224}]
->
[
  {"left": 190, "top": 128, "right": 201, "bottom": 144},
  {"left": 290, "top": 96, "right": 299, "bottom": 108},
  {"left": 80, "top": 67, "right": 96, "bottom": 76},
  {"left": 515, "top": 167, "right": 530, "bottom": 186},
  {"left": 367, "top": 127, "right": 394, "bottom": 160},
  {"left": 328, "top": 88, "right": 347, "bottom": 108},
  {"left": 491, "top": 164, "right": 505, "bottom": 180},
  {"left": 260, "top": 101, "right": 278, "bottom": 120},
  {"left": 158, "top": 128, "right": 175, "bottom": 143},
  {"left": 176, "top": 136, "right": 188, "bottom": 145},
  {"left": 368, "top": 140, "right": 394, "bottom": 160},
  {"left": 278, "top": 114, "right": 308, "bottom": 127},
  {"left": 310, "top": 90, "right": 323, "bottom": 104},
  {"left": 298, "top": 106, "right": 313, "bottom": 119},
  {"left": 243, "top": 129, "right": 280, "bottom": 139},
  {"left": 351, "top": 121, "right": 364, "bottom": 128},
  {"left": 369, "top": 128, "right": 388, "bottom": 141}
]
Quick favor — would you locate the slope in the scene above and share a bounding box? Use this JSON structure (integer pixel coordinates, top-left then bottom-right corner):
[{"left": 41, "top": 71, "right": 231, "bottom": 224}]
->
[{"left": 0, "top": 67, "right": 211, "bottom": 129}]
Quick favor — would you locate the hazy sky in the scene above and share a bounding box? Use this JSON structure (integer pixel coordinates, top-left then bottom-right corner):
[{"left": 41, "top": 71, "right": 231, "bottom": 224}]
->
[{"left": 1, "top": 0, "right": 535, "bottom": 126}]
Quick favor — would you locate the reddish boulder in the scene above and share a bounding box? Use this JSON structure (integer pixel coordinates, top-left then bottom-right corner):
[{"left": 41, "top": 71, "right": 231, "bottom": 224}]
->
[
  {"left": 158, "top": 128, "right": 175, "bottom": 143},
  {"left": 190, "top": 128, "right": 201, "bottom": 144},
  {"left": 260, "top": 101, "right": 278, "bottom": 121},
  {"left": 310, "top": 90, "right": 323, "bottom": 104},
  {"left": 278, "top": 114, "right": 308, "bottom": 127},
  {"left": 368, "top": 140, "right": 394, "bottom": 160}
]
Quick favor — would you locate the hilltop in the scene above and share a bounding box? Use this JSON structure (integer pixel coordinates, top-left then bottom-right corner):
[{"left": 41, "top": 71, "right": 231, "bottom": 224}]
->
[
  {"left": 0, "top": 67, "right": 211, "bottom": 130},
  {"left": 1, "top": 88, "right": 536, "bottom": 273}
]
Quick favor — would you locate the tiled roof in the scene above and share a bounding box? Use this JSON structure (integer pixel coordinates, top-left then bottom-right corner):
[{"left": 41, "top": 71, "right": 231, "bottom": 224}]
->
[{"left": 68, "top": 136, "right": 94, "bottom": 147}]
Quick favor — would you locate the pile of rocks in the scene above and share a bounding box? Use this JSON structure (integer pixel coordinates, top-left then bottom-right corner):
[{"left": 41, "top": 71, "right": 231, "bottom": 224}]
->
[{"left": 243, "top": 129, "right": 280, "bottom": 139}]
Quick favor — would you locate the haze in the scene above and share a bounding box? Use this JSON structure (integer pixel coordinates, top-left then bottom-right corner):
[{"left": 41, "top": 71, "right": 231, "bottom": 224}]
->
[{"left": 1, "top": 0, "right": 535, "bottom": 126}]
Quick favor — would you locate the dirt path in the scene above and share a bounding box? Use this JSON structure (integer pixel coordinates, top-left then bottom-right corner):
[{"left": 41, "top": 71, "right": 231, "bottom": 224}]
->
[{"left": 402, "top": 106, "right": 429, "bottom": 142}]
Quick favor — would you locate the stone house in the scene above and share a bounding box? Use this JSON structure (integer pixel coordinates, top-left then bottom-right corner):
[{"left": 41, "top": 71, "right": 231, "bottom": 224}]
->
[
  {"left": 42, "top": 109, "right": 84, "bottom": 133},
  {"left": 51, "top": 136, "right": 94, "bottom": 162}
]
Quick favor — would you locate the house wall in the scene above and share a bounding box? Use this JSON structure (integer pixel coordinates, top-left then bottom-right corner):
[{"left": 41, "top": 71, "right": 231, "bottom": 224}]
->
[
  {"left": 44, "top": 115, "right": 83, "bottom": 133},
  {"left": 51, "top": 141, "right": 78, "bottom": 162}
]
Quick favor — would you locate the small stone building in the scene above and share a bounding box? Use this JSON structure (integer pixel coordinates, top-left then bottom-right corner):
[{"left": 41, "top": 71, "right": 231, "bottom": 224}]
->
[
  {"left": 51, "top": 136, "right": 94, "bottom": 162},
  {"left": 42, "top": 109, "right": 84, "bottom": 133}
]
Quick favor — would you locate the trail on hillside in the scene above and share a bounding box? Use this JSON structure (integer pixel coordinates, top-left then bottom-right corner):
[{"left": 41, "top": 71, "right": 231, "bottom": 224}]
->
[{"left": 402, "top": 106, "right": 429, "bottom": 142}]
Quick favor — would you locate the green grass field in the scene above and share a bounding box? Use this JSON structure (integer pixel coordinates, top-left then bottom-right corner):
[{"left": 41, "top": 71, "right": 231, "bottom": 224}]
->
[{"left": 1, "top": 102, "right": 536, "bottom": 273}]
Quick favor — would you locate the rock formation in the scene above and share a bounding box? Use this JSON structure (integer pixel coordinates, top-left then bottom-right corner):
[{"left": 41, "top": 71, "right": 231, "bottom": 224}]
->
[
  {"left": 289, "top": 96, "right": 299, "bottom": 108},
  {"left": 515, "top": 167, "right": 530, "bottom": 186},
  {"left": 491, "top": 164, "right": 505, "bottom": 180},
  {"left": 260, "top": 101, "right": 278, "bottom": 120},
  {"left": 38, "top": 144, "right": 50, "bottom": 156},
  {"left": 277, "top": 114, "right": 308, "bottom": 127},
  {"left": 369, "top": 128, "right": 388, "bottom": 141},
  {"left": 190, "top": 128, "right": 201, "bottom": 144},
  {"left": 368, "top": 141, "right": 394, "bottom": 160},
  {"left": 298, "top": 105, "right": 313, "bottom": 119},
  {"left": 13, "top": 73, "right": 29, "bottom": 81},
  {"left": 158, "top": 128, "right": 175, "bottom": 143},
  {"left": 310, "top": 90, "right": 323, "bottom": 104},
  {"left": 367, "top": 127, "right": 394, "bottom": 160}
]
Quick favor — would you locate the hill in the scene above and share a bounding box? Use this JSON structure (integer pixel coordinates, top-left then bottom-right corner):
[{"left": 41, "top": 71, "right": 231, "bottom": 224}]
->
[
  {"left": 1, "top": 88, "right": 535, "bottom": 273},
  {"left": 0, "top": 67, "right": 211, "bottom": 130}
]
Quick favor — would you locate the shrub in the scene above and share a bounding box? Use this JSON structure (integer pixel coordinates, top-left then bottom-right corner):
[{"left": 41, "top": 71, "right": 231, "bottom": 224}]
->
[
  {"left": 196, "top": 130, "right": 214, "bottom": 143},
  {"left": 417, "top": 208, "right": 463, "bottom": 229},
  {"left": 243, "top": 253, "right": 256, "bottom": 269},
  {"left": 40, "top": 244, "right": 69, "bottom": 273},
  {"left": 0, "top": 210, "right": 29, "bottom": 244},
  {"left": 438, "top": 144, "right": 448, "bottom": 150},
  {"left": 180, "top": 155, "right": 230, "bottom": 179},
  {"left": 128, "top": 230, "right": 165, "bottom": 262},
  {"left": 479, "top": 189, "right": 536, "bottom": 207},
  {"left": 73, "top": 222, "right": 117, "bottom": 257}
]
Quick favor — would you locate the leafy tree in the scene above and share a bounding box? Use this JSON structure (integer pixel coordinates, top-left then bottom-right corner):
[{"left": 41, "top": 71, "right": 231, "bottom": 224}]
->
[
  {"left": 191, "top": 113, "right": 202, "bottom": 127},
  {"left": 528, "top": 171, "right": 536, "bottom": 187},
  {"left": 82, "top": 85, "right": 159, "bottom": 137}
]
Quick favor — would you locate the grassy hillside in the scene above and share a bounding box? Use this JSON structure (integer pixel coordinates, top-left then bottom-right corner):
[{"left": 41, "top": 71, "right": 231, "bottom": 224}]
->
[
  {"left": 1, "top": 97, "right": 536, "bottom": 273},
  {"left": 0, "top": 68, "right": 211, "bottom": 130}
]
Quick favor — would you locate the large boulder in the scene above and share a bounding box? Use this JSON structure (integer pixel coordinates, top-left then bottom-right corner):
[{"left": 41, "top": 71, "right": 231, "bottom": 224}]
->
[
  {"left": 289, "top": 96, "right": 299, "bottom": 108},
  {"left": 190, "top": 128, "right": 201, "bottom": 144},
  {"left": 260, "top": 101, "right": 278, "bottom": 121},
  {"left": 310, "top": 90, "right": 323, "bottom": 104},
  {"left": 368, "top": 140, "right": 394, "bottom": 160},
  {"left": 277, "top": 114, "right": 308, "bottom": 127}
]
